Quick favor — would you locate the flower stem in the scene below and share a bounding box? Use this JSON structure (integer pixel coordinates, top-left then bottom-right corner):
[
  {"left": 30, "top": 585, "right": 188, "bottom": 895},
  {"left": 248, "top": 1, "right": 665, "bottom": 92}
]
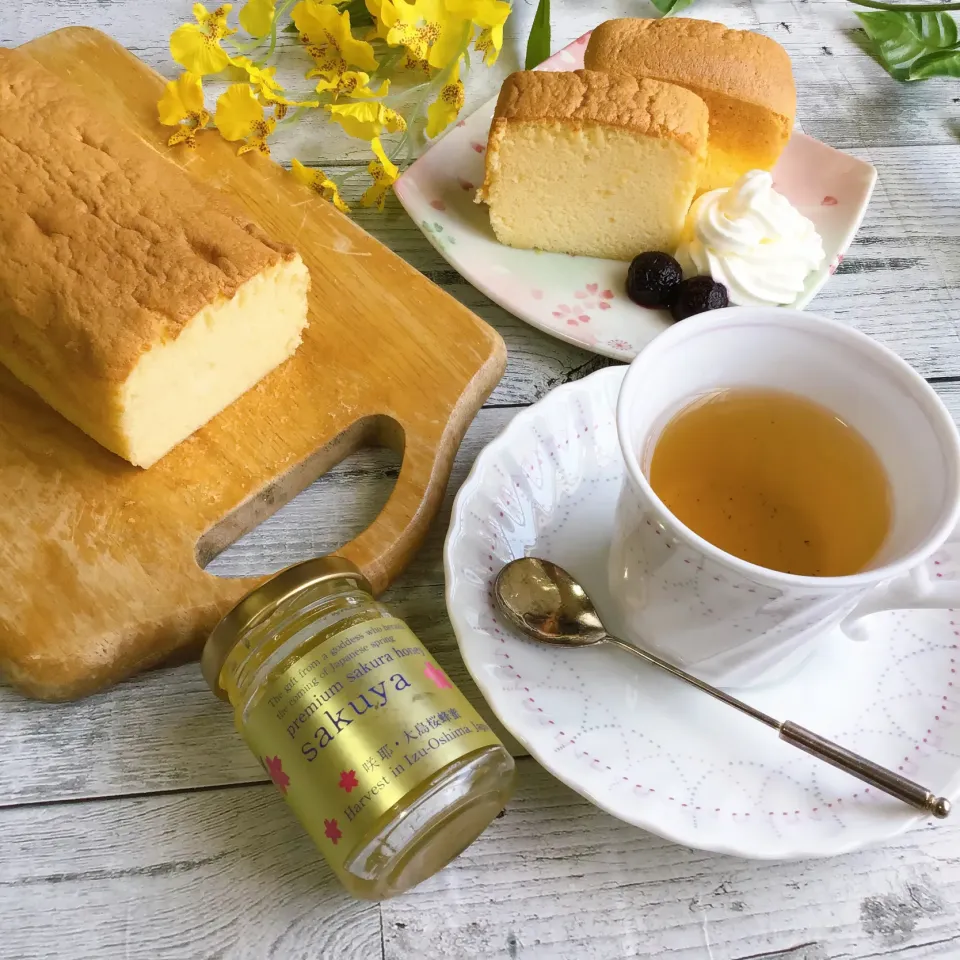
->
[
  {"left": 390, "top": 25, "right": 473, "bottom": 163},
  {"left": 257, "top": 0, "right": 298, "bottom": 65},
  {"left": 277, "top": 104, "right": 314, "bottom": 125},
  {"left": 382, "top": 79, "right": 433, "bottom": 109},
  {"left": 373, "top": 47, "right": 405, "bottom": 81},
  {"left": 336, "top": 168, "right": 371, "bottom": 185},
  {"left": 226, "top": 37, "right": 263, "bottom": 56}
]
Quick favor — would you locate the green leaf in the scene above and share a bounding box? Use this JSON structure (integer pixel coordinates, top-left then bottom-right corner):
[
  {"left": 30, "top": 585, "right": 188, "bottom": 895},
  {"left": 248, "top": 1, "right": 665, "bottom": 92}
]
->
[
  {"left": 909, "top": 46, "right": 960, "bottom": 76},
  {"left": 344, "top": 0, "right": 374, "bottom": 29},
  {"left": 904, "top": 10, "right": 959, "bottom": 46},
  {"left": 649, "top": 0, "right": 699, "bottom": 15},
  {"left": 524, "top": 0, "right": 551, "bottom": 69},
  {"left": 856, "top": 10, "right": 960, "bottom": 80},
  {"left": 857, "top": 11, "right": 928, "bottom": 77}
]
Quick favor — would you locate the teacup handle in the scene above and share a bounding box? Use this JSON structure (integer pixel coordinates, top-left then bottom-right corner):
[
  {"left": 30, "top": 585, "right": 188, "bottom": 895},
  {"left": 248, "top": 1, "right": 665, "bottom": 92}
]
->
[{"left": 841, "top": 531, "right": 960, "bottom": 641}]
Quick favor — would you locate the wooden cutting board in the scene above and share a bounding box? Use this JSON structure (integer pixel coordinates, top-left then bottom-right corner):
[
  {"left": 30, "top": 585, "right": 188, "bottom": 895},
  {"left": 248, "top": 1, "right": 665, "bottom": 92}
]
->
[{"left": 0, "top": 28, "right": 506, "bottom": 701}]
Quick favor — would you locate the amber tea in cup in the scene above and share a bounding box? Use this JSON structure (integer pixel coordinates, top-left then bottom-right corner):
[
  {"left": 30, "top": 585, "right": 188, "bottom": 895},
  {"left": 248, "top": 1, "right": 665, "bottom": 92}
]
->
[
  {"left": 612, "top": 309, "right": 960, "bottom": 687},
  {"left": 648, "top": 387, "right": 892, "bottom": 577}
]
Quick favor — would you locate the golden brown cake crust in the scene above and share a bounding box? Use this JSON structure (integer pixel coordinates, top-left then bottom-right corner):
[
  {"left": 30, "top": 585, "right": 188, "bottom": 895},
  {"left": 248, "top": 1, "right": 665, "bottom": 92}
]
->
[
  {"left": 492, "top": 69, "right": 709, "bottom": 157},
  {"left": 0, "top": 48, "right": 297, "bottom": 383},
  {"left": 584, "top": 18, "right": 796, "bottom": 121}
]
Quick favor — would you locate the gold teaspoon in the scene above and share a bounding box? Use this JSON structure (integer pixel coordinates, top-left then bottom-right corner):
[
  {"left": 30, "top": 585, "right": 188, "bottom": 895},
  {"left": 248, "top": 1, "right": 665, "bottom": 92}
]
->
[{"left": 494, "top": 557, "right": 951, "bottom": 820}]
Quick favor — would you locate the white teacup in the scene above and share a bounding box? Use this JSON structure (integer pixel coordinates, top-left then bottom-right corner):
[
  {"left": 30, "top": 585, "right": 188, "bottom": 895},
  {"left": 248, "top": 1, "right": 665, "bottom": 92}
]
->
[{"left": 609, "top": 307, "right": 960, "bottom": 688}]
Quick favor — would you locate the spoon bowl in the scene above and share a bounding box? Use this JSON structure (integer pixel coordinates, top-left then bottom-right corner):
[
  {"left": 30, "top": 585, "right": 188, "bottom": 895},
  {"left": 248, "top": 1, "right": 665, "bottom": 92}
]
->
[{"left": 494, "top": 557, "right": 606, "bottom": 646}]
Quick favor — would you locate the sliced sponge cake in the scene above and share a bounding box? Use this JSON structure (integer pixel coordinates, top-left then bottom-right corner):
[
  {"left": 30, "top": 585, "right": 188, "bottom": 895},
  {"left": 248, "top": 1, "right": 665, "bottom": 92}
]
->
[
  {"left": 478, "top": 69, "right": 708, "bottom": 261},
  {"left": 0, "top": 48, "right": 310, "bottom": 468},
  {"left": 585, "top": 19, "right": 795, "bottom": 193}
]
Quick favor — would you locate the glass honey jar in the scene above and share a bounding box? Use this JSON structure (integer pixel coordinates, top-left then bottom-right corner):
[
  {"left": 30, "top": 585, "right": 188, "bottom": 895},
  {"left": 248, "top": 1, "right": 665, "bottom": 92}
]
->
[{"left": 201, "top": 557, "right": 515, "bottom": 900}]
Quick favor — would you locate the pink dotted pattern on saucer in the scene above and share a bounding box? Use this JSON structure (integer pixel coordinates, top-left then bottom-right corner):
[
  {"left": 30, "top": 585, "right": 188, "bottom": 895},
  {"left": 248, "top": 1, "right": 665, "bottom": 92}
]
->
[{"left": 445, "top": 367, "right": 960, "bottom": 858}]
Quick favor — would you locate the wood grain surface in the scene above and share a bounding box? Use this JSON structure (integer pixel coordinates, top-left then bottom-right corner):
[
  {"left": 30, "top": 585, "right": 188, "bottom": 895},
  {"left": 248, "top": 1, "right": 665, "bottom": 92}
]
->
[
  {"left": 2, "top": 0, "right": 960, "bottom": 956},
  {"left": 3, "top": 759, "right": 960, "bottom": 960},
  {"left": 0, "top": 29, "right": 505, "bottom": 701}
]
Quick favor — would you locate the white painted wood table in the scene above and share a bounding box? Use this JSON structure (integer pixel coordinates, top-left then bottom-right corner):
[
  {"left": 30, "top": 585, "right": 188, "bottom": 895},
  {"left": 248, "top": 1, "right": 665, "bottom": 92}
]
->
[{"left": 3, "top": 0, "right": 960, "bottom": 956}]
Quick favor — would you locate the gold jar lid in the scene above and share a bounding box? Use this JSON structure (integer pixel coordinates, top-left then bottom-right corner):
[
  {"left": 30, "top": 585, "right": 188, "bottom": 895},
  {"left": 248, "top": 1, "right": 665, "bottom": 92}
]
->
[{"left": 201, "top": 556, "right": 373, "bottom": 699}]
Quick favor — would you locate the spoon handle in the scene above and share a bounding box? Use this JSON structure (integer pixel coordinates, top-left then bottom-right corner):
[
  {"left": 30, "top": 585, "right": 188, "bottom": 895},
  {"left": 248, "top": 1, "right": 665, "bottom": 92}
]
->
[
  {"left": 604, "top": 636, "right": 781, "bottom": 728},
  {"left": 780, "top": 721, "right": 950, "bottom": 819},
  {"left": 604, "top": 635, "right": 950, "bottom": 819}
]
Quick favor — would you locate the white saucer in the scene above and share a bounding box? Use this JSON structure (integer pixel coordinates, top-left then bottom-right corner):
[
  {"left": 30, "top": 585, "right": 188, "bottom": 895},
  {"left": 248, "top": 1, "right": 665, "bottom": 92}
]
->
[{"left": 444, "top": 366, "right": 960, "bottom": 859}]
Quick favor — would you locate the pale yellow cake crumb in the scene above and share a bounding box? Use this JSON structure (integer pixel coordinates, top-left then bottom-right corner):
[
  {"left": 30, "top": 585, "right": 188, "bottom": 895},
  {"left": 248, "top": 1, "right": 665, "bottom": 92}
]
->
[{"left": 478, "top": 69, "right": 709, "bottom": 260}]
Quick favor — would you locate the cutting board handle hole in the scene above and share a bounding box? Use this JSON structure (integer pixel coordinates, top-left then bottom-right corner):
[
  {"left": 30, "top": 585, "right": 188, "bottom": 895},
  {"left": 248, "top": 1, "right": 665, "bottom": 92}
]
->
[{"left": 197, "top": 415, "right": 403, "bottom": 573}]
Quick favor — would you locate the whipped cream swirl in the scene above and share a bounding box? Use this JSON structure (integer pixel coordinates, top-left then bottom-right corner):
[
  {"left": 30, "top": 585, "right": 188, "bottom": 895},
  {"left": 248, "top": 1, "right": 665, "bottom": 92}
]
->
[{"left": 675, "top": 170, "right": 825, "bottom": 307}]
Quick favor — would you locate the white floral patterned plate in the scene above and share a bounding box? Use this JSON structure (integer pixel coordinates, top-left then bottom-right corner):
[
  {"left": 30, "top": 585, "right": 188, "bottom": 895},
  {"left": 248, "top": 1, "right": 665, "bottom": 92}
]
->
[
  {"left": 394, "top": 32, "right": 878, "bottom": 361},
  {"left": 444, "top": 366, "right": 960, "bottom": 858}
]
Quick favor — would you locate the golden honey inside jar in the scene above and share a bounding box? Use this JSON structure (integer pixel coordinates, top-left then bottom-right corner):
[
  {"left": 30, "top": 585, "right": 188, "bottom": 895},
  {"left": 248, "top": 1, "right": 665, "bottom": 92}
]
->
[{"left": 202, "top": 557, "right": 515, "bottom": 900}]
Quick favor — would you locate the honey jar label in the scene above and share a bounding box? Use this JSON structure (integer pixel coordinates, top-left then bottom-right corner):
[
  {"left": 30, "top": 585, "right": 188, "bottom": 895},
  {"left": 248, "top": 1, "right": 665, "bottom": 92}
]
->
[{"left": 240, "top": 615, "right": 502, "bottom": 871}]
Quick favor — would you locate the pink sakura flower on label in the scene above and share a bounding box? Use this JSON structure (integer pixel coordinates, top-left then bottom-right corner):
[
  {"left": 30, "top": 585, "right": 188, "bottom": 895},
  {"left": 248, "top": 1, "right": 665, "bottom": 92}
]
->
[
  {"left": 264, "top": 755, "right": 290, "bottom": 794},
  {"left": 324, "top": 818, "right": 343, "bottom": 844},
  {"left": 338, "top": 769, "right": 359, "bottom": 792},
  {"left": 424, "top": 662, "right": 453, "bottom": 689}
]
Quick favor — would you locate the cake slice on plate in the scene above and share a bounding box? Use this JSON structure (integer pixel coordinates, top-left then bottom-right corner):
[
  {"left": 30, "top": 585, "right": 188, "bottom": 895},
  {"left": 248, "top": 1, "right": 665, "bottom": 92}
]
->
[
  {"left": 0, "top": 49, "right": 310, "bottom": 468},
  {"left": 477, "top": 69, "right": 708, "bottom": 261},
  {"left": 584, "top": 19, "right": 796, "bottom": 193}
]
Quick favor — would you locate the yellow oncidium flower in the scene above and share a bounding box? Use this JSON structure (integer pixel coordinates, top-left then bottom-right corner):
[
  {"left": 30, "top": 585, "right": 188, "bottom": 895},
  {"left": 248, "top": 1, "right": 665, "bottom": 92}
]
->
[
  {"left": 158, "top": 72, "right": 211, "bottom": 147},
  {"left": 379, "top": 0, "right": 469, "bottom": 71},
  {"left": 425, "top": 63, "right": 464, "bottom": 138},
  {"left": 227, "top": 55, "right": 282, "bottom": 96},
  {"left": 326, "top": 101, "right": 406, "bottom": 140},
  {"left": 226, "top": 58, "right": 319, "bottom": 115},
  {"left": 449, "top": 0, "right": 508, "bottom": 25},
  {"left": 363, "top": 0, "right": 391, "bottom": 40},
  {"left": 293, "top": 0, "right": 378, "bottom": 77},
  {"left": 290, "top": 157, "right": 350, "bottom": 212},
  {"left": 160, "top": 0, "right": 514, "bottom": 216},
  {"left": 448, "top": 0, "right": 509, "bottom": 65},
  {"left": 473, "top": 25, "right": 502, "bottom": 65},
  {"left": 360, "top": 136, "right": 399, "bottom": 211},
  {"left": 239, "top": 0, "right": 276, "bottom": 37},
  {"left": 170, "top": 3, "right": 238, "bottom": 76},
  {"left": 311, "top": 69, "right": 389, "bottom": 99},
  {"left": 215, "top": 82, "right": 261, "bottom": 139},
  {"left": 263, "top": 91, "right": 322, "bottom": 110},
  {"left": 215, "top": 83, "right": 276, "bottom": 155},
  {"left": 239, "top": 117, "right": 277, "bottom": 155},
  {"left": 402, "top": 51, "right": 431, "bottom": 75}
]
